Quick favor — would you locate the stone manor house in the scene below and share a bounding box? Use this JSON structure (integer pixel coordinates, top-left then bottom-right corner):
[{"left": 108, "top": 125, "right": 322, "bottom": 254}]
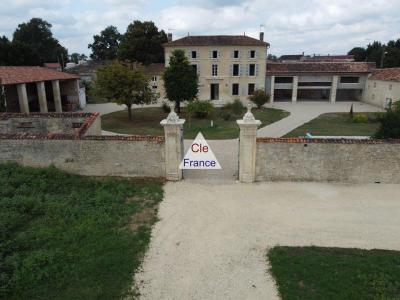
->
[{"left": 147, "top": 32, "right": 400, "bottom": 109}]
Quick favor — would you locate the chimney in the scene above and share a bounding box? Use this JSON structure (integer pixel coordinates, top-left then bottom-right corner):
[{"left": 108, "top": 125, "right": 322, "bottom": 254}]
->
[
  {"left": 259, "top": 31, "right": 264, "bottom": 42},
  {"left": 167, "top": 33, "right": 172, "bottom": 42}
]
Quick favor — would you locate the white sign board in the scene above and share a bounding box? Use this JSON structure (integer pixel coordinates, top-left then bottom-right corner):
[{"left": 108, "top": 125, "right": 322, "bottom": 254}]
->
[{"left": 179, "top": 132, "right": 221, "bottom": 169}]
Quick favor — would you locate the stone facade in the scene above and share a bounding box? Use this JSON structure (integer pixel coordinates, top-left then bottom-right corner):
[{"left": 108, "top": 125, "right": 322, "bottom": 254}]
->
[
  {"left": 164, "top": 36, "right": 268, "bottom": 105},
  {"left": 255, "top": 138, "right": 400, "bottom": 184},
  {"left": 363, "top": 79, "right": 400, "bottom": 108}
]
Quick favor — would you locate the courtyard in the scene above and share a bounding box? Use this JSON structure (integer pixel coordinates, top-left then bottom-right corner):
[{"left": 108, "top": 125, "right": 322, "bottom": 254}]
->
[{"left": 136, "top": 181, "right": 400, "bottom": 299}]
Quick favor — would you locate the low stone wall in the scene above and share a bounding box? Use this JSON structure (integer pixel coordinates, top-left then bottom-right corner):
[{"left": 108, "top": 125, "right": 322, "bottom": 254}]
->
[
  {"left": 0, "top": 135, "right": 165, "bottom": 178},
  {"left": 256, "top": 138, "right": 400, "bottom": 184}
]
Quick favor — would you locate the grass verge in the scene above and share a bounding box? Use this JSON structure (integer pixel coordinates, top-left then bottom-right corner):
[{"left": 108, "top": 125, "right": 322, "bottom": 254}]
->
[
  {"left": 285, "top": 113, "right": 381, "bottom": 137},
  {"left": 102, "top": 107, "right": 289, "bottom": 139},
  {"left": 0, "top": 163, "right": 163, "bottom": 300},
  {"left": 268, "top": 246, "right": 400, "bottom": 300}
]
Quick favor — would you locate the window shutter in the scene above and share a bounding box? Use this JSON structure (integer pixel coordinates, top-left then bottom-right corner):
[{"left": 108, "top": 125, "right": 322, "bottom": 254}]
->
[
  {"left": 255, "top": 64, "right": 259, "bottom": 76},
  {"left": 255, "top": 50, "right": 259, "bottom": 59},
  {"left": 197, "top": 64, "right": 201, "bottom": 75},
  {"left": 230, "top": 64, "right": 233, "bottom": 76},
  {"left": 197, "top": 51, "right": 200, "bottom": 59},
  {"left": 231, "top": 51, "right": 234, "bottom": 59},
  {"left": 247, "top": 50, "right": 251, "bottom": 59},
  {"left": 217, "top": 51, "right": 221, "bottom": 59},
  {"left": 238, "top": 50, "right": 241, "bottom": 59},
  {"left": 239, "top": 64, "right": 243, "bottom": 76},
  {"left": 209, "top": 50, "right": 212, "bottom": 58},
  {"left": 245, "top": 64, "right": 249, "bottom": 76}
]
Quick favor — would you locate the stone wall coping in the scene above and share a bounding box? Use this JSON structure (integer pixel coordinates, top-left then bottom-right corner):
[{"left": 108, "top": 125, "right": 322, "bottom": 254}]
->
[
  {"left": 0, "top": 112, "right": 100, "bottom": 138},
  {"left": 256, "top": 137, "right": 400, "bottom": 144},
  {"left": 0, "top": 133, "right": 165, "bottom": 143}
]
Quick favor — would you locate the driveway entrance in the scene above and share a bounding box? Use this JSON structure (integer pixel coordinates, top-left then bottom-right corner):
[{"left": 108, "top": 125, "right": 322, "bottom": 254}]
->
[{"left": 183, "top": 139, "right": 238, "bottom": 182}]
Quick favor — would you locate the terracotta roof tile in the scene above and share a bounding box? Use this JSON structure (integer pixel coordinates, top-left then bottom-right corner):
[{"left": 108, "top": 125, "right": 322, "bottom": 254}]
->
[
  {"left": 144, "top": 63, "right": 165, "bottom": 75},
  {"left": 165, "top": 35, "right": 269, "bottom": 47},
  {"left": 369, "top": 68, "right": 400, "bottom": 82},
  {"left": 0, "top": 66, "right": 79, "bottom": 85},
  {"left": 266, "top": 62, "right": 375, "bottom": 74}
]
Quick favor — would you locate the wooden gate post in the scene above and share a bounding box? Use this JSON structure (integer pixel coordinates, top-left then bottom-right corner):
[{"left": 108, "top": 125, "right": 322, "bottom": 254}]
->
[
  {"left": 161, "top": 103, "right": 185, "bottom": 181},
  {"left": 237, "top": 104, "right": 261, "bottom": 183}
]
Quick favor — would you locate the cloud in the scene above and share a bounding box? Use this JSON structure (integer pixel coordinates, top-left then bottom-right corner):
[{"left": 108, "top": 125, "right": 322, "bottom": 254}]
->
[{"left": 0, "top": 0, "right": 399, "bottom": 56}]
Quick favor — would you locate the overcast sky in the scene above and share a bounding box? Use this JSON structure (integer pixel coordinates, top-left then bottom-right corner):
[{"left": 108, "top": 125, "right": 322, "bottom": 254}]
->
[{"left": 0, "top": 0, "right": 399, "bottom": 56}]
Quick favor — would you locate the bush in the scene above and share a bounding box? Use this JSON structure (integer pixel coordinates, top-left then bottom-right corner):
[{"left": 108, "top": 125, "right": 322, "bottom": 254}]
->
[
  {"left": 375, "top": 102, "right": 400, "bottom": 139},
  {"left": 249, "top": 89, "right": 270, "bottom": 108},
  {"left": 161, "top": 101, "right": 170, "bottom": 113},
  {"left": 186, "top": 100, "right": 214, "bottom": 119},
  {"left": 352, "top": 113, "right": 368, "bottom": 123},
  {"left": 220, "top": 110, "right": 232, "bottom": 121},
  {"left": 231, "top": 99, "right": 245, "bottom": 116}
]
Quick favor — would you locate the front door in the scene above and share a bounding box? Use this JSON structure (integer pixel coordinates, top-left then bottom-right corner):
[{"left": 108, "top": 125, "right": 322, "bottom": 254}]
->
[{"left": 210, "top": 84, "right": 219, "bottom": 100}]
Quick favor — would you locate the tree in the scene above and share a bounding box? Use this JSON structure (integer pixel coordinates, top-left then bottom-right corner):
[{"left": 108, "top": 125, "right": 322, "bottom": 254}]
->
[
  {"left": 249, "top": 89, "right": 270, "bottom": 108},
  {"left": 88, "top": 26, "right": 121, "bottom": 60},
  {"left": 0, "top": 36, "right": 11, "bottom": 65},
  {"left": 92, "top": 61, "right": 157, "bottom": 121},
  {"left": 375, "top": 102, "right": 400, "bottom": 139},
  {"left": 11, "top": 18, "right": 68, "bottom": 66},
  {"left": 70, "top": 53, "right": 80, "bottom": 64},
  {"left": 118, "top": 21, "right": 167, "bottom": 65},
  {"left": 163, "top": 49, "right": 198, "bottom": 113},
  {"left": 267, "top": 54, "right": 278, "bottom": 61},
  {"left": 348, "top": 47, "right": 367, "bottom": 62}
]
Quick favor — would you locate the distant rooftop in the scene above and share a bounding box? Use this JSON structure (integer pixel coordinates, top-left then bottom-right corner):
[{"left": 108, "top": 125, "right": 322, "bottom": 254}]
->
[
  {"left": 369, "top": 68, "right": 400, "bottom": 82},
  {"left": 267, "top": 62, "right": 375, "bottom": 74},
  {"left": 0, "top": 66, "right": 79, "bottom": 85},
  {"left": 144, "top": 63, "right": 165, "bottom": 75},
  {"left": 164, "top": 35, "right": 269, "bottom": 47}
]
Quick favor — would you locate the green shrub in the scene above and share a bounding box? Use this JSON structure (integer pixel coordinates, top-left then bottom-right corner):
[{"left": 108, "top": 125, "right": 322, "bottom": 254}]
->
[
  {"left": 249, "top": 89, "right": 270, "bottom": 108},
  {"left": 375, "top": 102, "right": 400, "bottom": 139},
  {"left": 352, "top": 113, "right": 368, "bottom": 123},
  {"left": 186, "top": 100, "right": 214, "bottom": 119},
  {"left": 231, "top": 99, "right": 245, "bottom": 116},
  {"left": 220, "top": 110, "right": 232, "bottom": 121},
  {"left": 161, "top": 101, "right": 170, "bottom": 113}
]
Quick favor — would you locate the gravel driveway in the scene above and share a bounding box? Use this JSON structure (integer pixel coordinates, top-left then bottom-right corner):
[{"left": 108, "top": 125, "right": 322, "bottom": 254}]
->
[{"left": 136, "top": 181, "right": 400, "bottom": 299}]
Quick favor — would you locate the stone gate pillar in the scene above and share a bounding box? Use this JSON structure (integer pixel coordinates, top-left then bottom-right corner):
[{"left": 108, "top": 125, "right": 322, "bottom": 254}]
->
[
  {"left": 237, "top": 104, "right": 261, "bottom": 183},
  {"left": 160, "top": 103, "right": 185, "bottom": 181}
]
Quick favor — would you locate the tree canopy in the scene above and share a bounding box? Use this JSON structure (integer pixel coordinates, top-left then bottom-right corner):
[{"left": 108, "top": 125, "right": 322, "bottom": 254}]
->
[
  {"left": 349, "top": 39, "right": 400, "bottom": 68},
  {"left": 92, "top": 61, "right": 157, "bottom": 120},
  {"left": 162, "top": 49, "right": 198, "bottom": 113},
  {"left": 88, "top": 26, "right": 121, "bottom": 60},
  {"left": 0, "top": 18, "right": 68, "bottom": 66},
  {"left": 118, "top": 21, "right": 167, "bottom": 65}
]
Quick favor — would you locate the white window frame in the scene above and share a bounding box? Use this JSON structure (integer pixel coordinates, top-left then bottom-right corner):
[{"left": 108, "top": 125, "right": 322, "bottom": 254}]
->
[
  {"left": 212, "top": 64, "right": 218, "bottom": 77},
  {"left": 249, "top": 64, "right": 256, "bottom": 76},
  {"left": 211, "top": 50, "right": 219, "bottom": 59},
  {"left": 232, "top": 64, "right": 239, "bottom": 76},
  {"left": 191, "top": 50, "right": 197, "bottom": 59},
  {"left": 249, "top": 50, "right": 256, "bottom": 59},
  {"left": 152, "top": 76, "right": 157, "bottom": 82},
  {"left": 233, "top": 50, "right": 240, "bottom": 59},
  {"left": 248, "top": 83, "right": 255, "bottom": 95}
]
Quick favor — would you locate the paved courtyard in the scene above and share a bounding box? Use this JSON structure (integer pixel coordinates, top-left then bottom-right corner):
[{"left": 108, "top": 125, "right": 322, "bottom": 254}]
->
[{"left": 136, "top": 181, "right": 400, "bottom": 300}]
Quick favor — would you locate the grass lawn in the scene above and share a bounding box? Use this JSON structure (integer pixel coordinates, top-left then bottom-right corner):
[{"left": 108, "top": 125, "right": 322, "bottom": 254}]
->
[
  {"left": 285, "top": 113, "right": 381, "bottom": 137},
  {"left": 102, "top": 107, "right": 290, "bottom": 139},
  {"left": 0, "top": 163, "right": 163, "bottom": 300},
  {"left": 268, "top": 246, "right": 400, "bottom": 300}
]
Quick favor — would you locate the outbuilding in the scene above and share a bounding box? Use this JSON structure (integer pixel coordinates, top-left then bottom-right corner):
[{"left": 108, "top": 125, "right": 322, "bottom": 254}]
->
[{"left": 0, "top": 66, "right": 83, "bottom": 113}]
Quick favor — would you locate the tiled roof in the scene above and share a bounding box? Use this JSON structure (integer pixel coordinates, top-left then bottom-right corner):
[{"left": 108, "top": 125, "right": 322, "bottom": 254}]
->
[
  {"left": 305, "top": 55, "right": 354, "bottom": 62},
  {"left": 279, "top": 55, "right": 304, "bottom": 61},
  {"left": 369, "top": 68, "right": 400, "bottom": 82},
  {"left": 165, "top": 35, "right": 269, "bottom": 47},
  {"left": 144, "top": 63, "right": 165, "bottom": 75},
  {"left": 266, "top": 62, "right": 375, "bottom": 74},
  {"left": 0, "top": 66, "right": 79, "bottom": 85},
  {"left": 66, "top": 60, "right": 110, "bottom": 75}
]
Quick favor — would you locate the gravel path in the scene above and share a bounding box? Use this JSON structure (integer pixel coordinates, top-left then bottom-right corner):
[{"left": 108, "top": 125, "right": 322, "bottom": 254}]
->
[{"left": 136, "top": 181, "right": 400, "bottom": 299}]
